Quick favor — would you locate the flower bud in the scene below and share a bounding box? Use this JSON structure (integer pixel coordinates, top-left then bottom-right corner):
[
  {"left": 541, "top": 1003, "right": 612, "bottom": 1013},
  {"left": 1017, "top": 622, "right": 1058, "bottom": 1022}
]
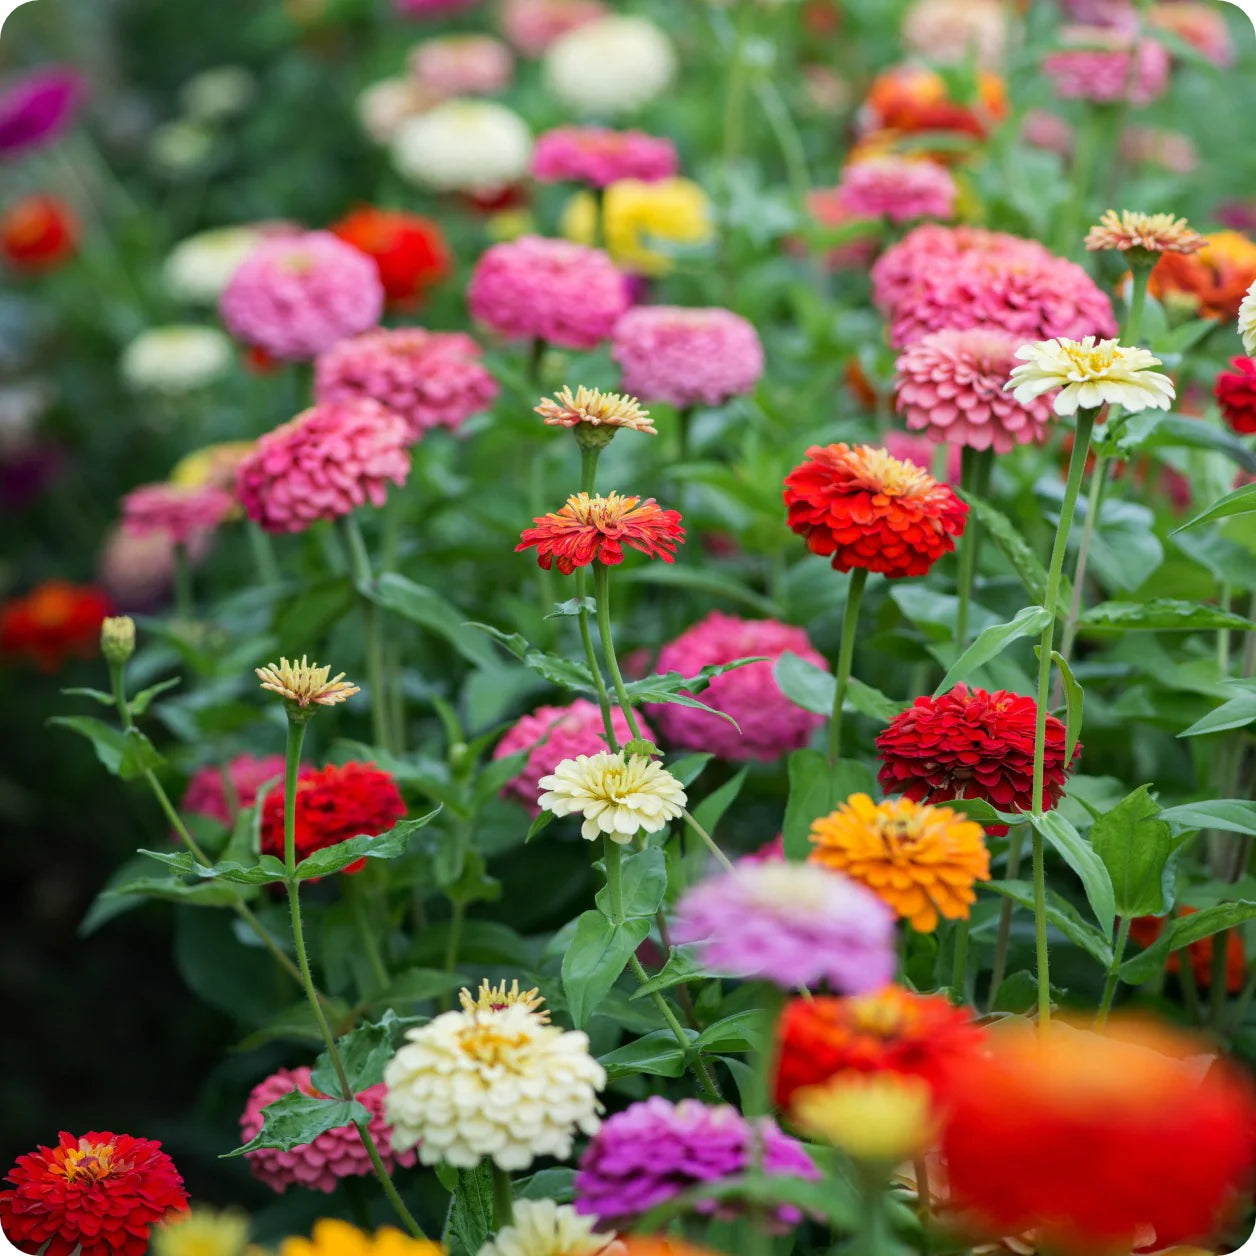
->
[
  {"left": 100, "top": 615, "right": 136, "bottom": 665},
  {"left": 623, "top": 738, "right": 661, "bottom": 759}
]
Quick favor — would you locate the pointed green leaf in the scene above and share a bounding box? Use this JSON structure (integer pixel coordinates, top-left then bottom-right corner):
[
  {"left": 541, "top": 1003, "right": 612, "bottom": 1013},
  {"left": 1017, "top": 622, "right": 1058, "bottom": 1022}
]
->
[
  {"left": 1027, "top": 812, "right": 1116, "bottom": 937},
  {"left": 561, "top": 911, "right": 650, "bottom": 1028},
  {"left": 294, "top": 810, "right": 441, "bottom": 880},
  {"left": 1090, "top": 785, "right": 1173, "bottom": 918},
  {"left": 1160, "top": 800, "right": 1256, "bottom": 838},
  {"left": 933, "top": 606, "right": 1051, "bottom": 695},
  {"left": 224, "top": 1090, "right": 369, "bottom": 1157},
  {"left": 1173, "top": 483, "right": 1256, "bottom": 533},
  {"left": 1051, "top": 650, "right": 1085, "bottom": 763}
]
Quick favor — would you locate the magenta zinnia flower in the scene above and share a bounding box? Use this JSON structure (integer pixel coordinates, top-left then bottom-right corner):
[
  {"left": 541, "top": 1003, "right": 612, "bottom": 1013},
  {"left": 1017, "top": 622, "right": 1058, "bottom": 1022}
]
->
[
  {"left": 181, "top": 754, "right": 286, "bottom": 828},
  {"left": 235, "top": 400, "right": 410, "bottom": 534},
  {"left": 531, "top": 126, "right": 678, "bottom": 187},
  {"left": 611, "top": 306, "right": 764, "bottom": 408},
  {"left": 894, "top": 329, "right": 1054, "bottom": 453},
  {"left": 1043, "top": 26, "right": 1171, "bottom": 106},
  {"left": 315, "top": 327, "right": 499, "bottom": 441},
  {"left": 575, "top": 1097, "right": 819, "bottom": 1230},
  {"left": 0, "top": 67, "right": 82, "bottom": 159},
  {"left": 671, "top": 861, "right": 896, "bottom": 993},
  {"left": 836, "top": 157, "right": 957, "bottom": 224},
  {"left": 468, "top": 235, "right": 629, "bottom": 350},
  {"left": 220, "top": 231, "right": 384, "bottom": 361},
  {"left": 120, "top": 482, "right": 235, "bottom": 548}
]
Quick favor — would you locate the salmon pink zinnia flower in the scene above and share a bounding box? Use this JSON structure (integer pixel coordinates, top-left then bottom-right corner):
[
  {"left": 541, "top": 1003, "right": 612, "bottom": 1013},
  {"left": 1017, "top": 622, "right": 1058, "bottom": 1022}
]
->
[{"left": 516, "top": 491, "right": 683, "bottom": 573}]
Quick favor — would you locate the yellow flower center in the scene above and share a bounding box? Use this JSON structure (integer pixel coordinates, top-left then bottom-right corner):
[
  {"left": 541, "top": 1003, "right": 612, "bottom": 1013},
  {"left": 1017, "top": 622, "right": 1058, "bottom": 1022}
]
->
[
  {"left": 849, "top": 995, "right": 909, "bottom": 1038},
  {"left": 848, "top": 447, "right": 935, "bottom": 497},
  {"left": 563, "top": 492, "right": 643, "bottom": 529},
  {"left": 61, "top": 1142, "right": 117, "bottom": 1183},
  {"left": 456, "top": 1020, "right": 533, "bottom": 1068},
  {"left": 1058, "top": 340, "right": 1121, "bottom": 378}
]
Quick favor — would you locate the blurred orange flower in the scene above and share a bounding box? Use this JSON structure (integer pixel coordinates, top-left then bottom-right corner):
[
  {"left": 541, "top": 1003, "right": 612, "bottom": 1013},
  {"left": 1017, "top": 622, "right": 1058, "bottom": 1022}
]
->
[{"left": 0, "top": 580, "right": 110, "bottom": 671}]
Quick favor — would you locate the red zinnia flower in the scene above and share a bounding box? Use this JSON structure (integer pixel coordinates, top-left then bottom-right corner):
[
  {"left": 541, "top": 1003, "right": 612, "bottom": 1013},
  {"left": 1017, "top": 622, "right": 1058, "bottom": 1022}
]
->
[
  {"left": 0, "top": 580, "right": 110, "bottom": 671},
  {"left": 516, "top": 491, "right": 684, "bottom": 574},
  {"left": 876, "top": 685, "right": 1079, "bottom": 833},
  {"left": 0, "top": 1130, "right": 188, "bottom": 1256},
  {"left": 773, "top": 985, "right": 984, "bottom": 1111},
  {"left": 260, "top": 761, "right": 406, "bottom": 872},
  {"left": 1214, "top": 357, "right": 1256, "bottom": 435},
  {"left": 940, "top": 1018, "right": 1256, "bottom": 1252},
  {"left": 1, "top": 194, "right": 79, "bottom": 273},
  {"left": 1128, "top": 907, "right": 1247, "bottom": 994},
  {"left": 331, "top": 206, "right": 452, "bottom": 306},
  {"left": 783, "top": 443, "right": 967, "bottom": 578}
]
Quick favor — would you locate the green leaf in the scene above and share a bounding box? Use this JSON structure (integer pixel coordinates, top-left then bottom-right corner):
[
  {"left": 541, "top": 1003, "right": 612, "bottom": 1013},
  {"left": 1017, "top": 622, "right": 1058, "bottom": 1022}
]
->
[
  {"left": 695, "top": 1008, "right": 771, "bottom": 1052},
  {"left": 1077, "top": 600, "right": 1255, "bottom": 632},
  {"left": 1173, "top": 483, "right": 1256, "bottom": 533},
  {"left": 273, "top": 576, "right": 356, "bottom": 652},
  {"left": 525, "top": 811, "right": 554, "bottom": 843},
  {"left": 49, "top": 717, "right": 165, "bottom": 780},
  {"left": 1120, "top": 902, "right": 1256, "bottom": 983},
  {"left": 691, "top": 767, "right": 748, "bottom": 839},
  {"left": 295, "top": 811, "right": 441, "bottom": 879},
  {"left": 225, "top": 1090, "right": 369, "bottom": 1157},
  {"left": 1159, "top": 800, "right": 1256, "bottom": 837},
  {"left": 595, "top": 847, "right": 668, "bottom": 919},
  {"left": 782, "top": 748, "right": 829, "bottom": 861},
  {"left": 364, "top": 967, "right": 468, "bottom": 1009},
  {"left": 985, "top": 880, "right": 1113, "bottom": 966},
  {"left": 629, "top": 949, "right": 717, "bottom": 999},
  {"left": 773, "top": 653, "right": 901, "bottom": 722},
  {"left": 129, "top": 676, "right": 182, "bottom": 716},
  {"left": 1179, "top": 692, "right": 1256, "bottom": 738},
  {"left": 546, "top": 596, "right": 597, "bottom": 619},
  {"left": 1028, "top": 811, "right": 1116, "bottom": 937},
  {"left": 990, "top": 971, "right": 1040, "bottom": 1015},
  {"left": 101, "top": 875, "right": 242, "bottom": 908},
  {"left": 371, "top": 574, "right": 498, "bottom": 668},
  {"left": 933, "top": 606, "right": 1051, "bottom": 695},
  {"left": 469, "top": 622, "right": 598, "bottom": 693},
  {"left": 599, "top": 1029, "right": 690, "bottom": 1079},
  {"left": 1117, "top": 413, "right": 1256, "bottom": 474},
  {"left": 561, "top": 911, "right": 650, "bottom": 1029},
  {"left": 311, "top": 1010, "right": 416, "bottom": 1094},
  {"left": 967, "top": 497, "right": 1070, "bottom": 615},
  {"left": 1090, "top": 785, "right": 1173, "bottom": 918},
  {"left": 1051, "top": 650, "right": 1085, "bottom": 764},
  {"left": 138, "top": 848, "right": 288, "bottom": 885},
  {"left": 61, "top": 686, "right": 115, "bottom": 706},
  {"left": 668, "top": 753, "right": 714, "bottom": 787},
  {"left": 443, "top": 1163, "right": 496, "bottom": 1256}
]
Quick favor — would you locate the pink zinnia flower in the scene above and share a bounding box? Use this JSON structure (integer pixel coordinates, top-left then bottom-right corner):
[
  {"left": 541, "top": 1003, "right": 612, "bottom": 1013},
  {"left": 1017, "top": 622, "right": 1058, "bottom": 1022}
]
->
[
  {"left": 315, "top": 327, "right": 499, "bottom": 441},
  {"left": 894, "top": 329, "right": 1054, "bottom": 454},
  {"left": 99, "top": 525, "right": 205, "bottom": 609},
  {"left": 467, "top": 235, "right": 629, "bottom": 350},
  {"left": 531, "top": 126, "right": 678, "bottom": 188},
  {"left": 410, "top": 35, "right": 514, "bottom": 98},
  {"left": 804, "top": 187, "right": 880, "bottom": 271},
  {"left": 120, "top": 482, "right": 234, "bottom": 548},
  {"left": 835, "top": 158, "right": 957, "bottom": 225},
  {"left": 235, "top": 399, "right": 410, "bottom": 534},
  {"left": 500, "top": 0, "right": 607, "bottom": 56},
  {"left": 1021, "top": 109, "right": 1075, "bottom": 158},
  {"left": 0, "top": 67, "right": 83, "bottom": 159},
  {"left": 1043, "top": 26, "right": 1171, "bottom": 106},
  {"left": 611, "top": 306, "right": 764, "bottom": 408},
  {"left": 1150, "top": 2, "right": 1234, "bottom": 67},
  {"left": 493, "top": 699, "right": 652, "bottom": 815},
  {"left": 646, "top": 612, "right": 827, "bottom": 762},
  {"left": 1121, "top": 126, "right": 1198, "bottom": 175},
  {"left": 220, "top": 231, "right": 384, "bottom": 361},
  {"left": 240, "top": 1066, "right": 416, "bottom": 1194},
  {"left": 181, "top": 754, "right": 287, "bottom": 828}
]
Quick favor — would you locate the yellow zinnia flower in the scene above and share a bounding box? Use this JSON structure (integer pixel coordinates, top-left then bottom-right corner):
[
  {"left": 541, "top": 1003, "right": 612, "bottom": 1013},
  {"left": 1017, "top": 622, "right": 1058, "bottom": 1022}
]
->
[{"left": 279, "top": 1220, "right": 443, "bottom": 1256}]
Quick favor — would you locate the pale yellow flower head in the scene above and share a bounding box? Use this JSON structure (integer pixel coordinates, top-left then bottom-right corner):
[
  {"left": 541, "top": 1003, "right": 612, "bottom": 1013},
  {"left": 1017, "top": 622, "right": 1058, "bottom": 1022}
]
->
[
  {"left": 1084, "top": 210, "right": 1205, "bottom": 262},
  {"left": 536, "top": 386, "right": 656, "bottom": 436},
  {"left": 256, "top": 656, "right": 360, "bottom": 711},
  {"left": 538, "top": 752, "right": 686, "bottom": 843},
  {"left": 153, "top": 1208, "right": 251, "bottom": 1256},
  {"left": 790, "top": 1072, "right": 935, "bottom": 1165},
  {"left": 476, "top": 1200, "right": 622, "bottom": 1256},
  {"left": 171, "top": 441, "right": 255, "bottom": 493},
  {"left": 1005, "top": 337, "right": 1176, "bottom": 417},
  {"left": 100, "top": 615, "right": 137, "bottom": 666},
  {"left": 1239, "top": 280, "right": 1256, "bottom": 355},
  {"left": 459, "top": 978, "right": 550, "bottom": 1022}
]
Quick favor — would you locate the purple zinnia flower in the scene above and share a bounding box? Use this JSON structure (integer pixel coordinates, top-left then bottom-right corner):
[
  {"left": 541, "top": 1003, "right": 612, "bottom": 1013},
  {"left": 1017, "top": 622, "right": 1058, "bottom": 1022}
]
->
[
  {"left": 0, "top": 67, "right": 83, "bottom": 159},
  {"left": 671, "top": 861, "right": 896, "bottom": 993},
  {"left": 574, "top": 1097, "right": 818, "bottom": 1230}
]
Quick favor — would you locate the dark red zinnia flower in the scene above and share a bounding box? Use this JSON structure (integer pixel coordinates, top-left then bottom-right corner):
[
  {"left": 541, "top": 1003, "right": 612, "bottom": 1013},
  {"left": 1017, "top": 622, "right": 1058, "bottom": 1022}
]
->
[
  {"left": 1214, "top": 356, "right": 1256, "bottom": 435},
  {"left": 1, "top": 194, "right": 79, "bottom": 273},
  {"left": 260, "top": 761, "right": 406, "bottom": 872},
  {"left": 516, "top": 491, "right": 684, "bottom": 574},
  {"left": 0, "top": 580, "right": 110, "bottom": 671},
  {"left": 876, "top": 684, "right": 1079, "bottom": 832},
  {"left": 0, "top": 1130, "right": 188, "bottom": 1256},
  {"left": 783, "top": 443, "right": 967, "bottom": 579},
  {"left": 331, "top": 206, "right": 451, "bottom": 306}
]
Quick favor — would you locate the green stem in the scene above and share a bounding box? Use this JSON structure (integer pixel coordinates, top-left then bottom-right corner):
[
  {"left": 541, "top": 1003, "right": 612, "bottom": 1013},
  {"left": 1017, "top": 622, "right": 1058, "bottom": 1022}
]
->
[
  {"left": 1125, "top": 266, "right": 1150, "bottom": 346},
  {"left": 348, "top": 875, "right": 390, "bottom": 996},
  {"left": 491, "top": 1165, "right": 515, "bottom": 1230},
  {"left": 956, "top": 448, "right": 993, "bottom": 650},
  {"left": 444, "top": 902, "right": 466, "bottom": 986},
  {"left": 1096, "top": 916, "right": 1131, "bottom": 1026},
  {"left": 950, "top": 920, "right": 971, "bottom": 1005},
  {"left": 172, "top": 543, "right": 194, "bottom": 621},
  {"left": 827, "top": 568, "right": 868, "bottom": 803},
  {"left": 575, "top": 448, "right": 618, "bottom": 747},
  {"left": 341, "top": 515, "right": 392, "bottom": 753},
  {"left": 681, "top": 808, "right": 735, "bottom": 873},
  {"left": 853, "top": 1169, "right": 888, "bottom": 1256},
  {"left": 248, "top": 524, "right": 281, "bottom": 587},
  {"left": 1055, "top": 104, "right": 1106, "bottom": 256},
  {"left": 594, "top": 564, "right": 643, "bottom": 742},
  {"left": 988, "top": 825, "right": 1025, "bottom": 1009},
  {"left": 1219, "top": 582, "right": 1233, "bottom": 676},
  {"left": 1228, "top": 965, "right": 1256, "bottom": 1036},
  {"left": 1057, "top": 454, "right": 1108, "bottom": 678},
  {"left": 1180, "top": 957, "right": 1203, "bottom": 1024}
]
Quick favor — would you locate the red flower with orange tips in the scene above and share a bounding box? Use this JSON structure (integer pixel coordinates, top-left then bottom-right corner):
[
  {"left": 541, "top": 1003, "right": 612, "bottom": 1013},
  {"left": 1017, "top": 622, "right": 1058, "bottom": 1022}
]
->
[
  {"left": 0, "top": 1130, "right": 188, "bottom": 1256},
  {"left": 1128, "top": 907, "right": 1247, "bottom": 994},
  {"left": 861, "top": 64, "right": 1008, "bottom": 146},
  {"left": 0, "top": 580, "right": 110, "bottom": 671},
  {"left": 331, "top": 206, "right": 451, "bottom": 306},
  {"left": 516, "top": 491, "right": 684, "bottom": 574},
  {"left": 783, "top": 443, "right": 967, "bottom": 578},
  {"left": 260, "top": 761, "right": 406, "bottom": 872},
  {"left": 1148, "top": 230, "right": 1256, "bottom": 320},
  {"left": 1, "top": 193, "right": 79, "bottom": 272},
  {"left": 941, "top": 1019, "right": 1256, "bottom": 1252},
  {"left": 772, "top": 985, "right": 984, "bottom": 1111}
]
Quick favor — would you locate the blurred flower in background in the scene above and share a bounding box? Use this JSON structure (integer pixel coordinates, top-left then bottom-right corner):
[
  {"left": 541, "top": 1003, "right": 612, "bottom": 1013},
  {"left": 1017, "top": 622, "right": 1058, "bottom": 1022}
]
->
[
  {"left": 178, "top": 66, "right": 258, "bottom": 123},
  {"left": 0, "top": 580, "right": 111, "bottom": 670},
  {"left": 543, "top": 16, "right": 676, "bottom": 115},
  {"left": 331, "top": 208, "right": 451, "bottom": 306},
  {"left": 532, "top": 126, "right": 678, "bottom": 188},
  {"left": 0, "top": 194, "right": 79, "bottom": 273},
  {"left": 410, "top": 35, "right": 514, "bottom": 99},
  {"left": 1148, "top": 230, "right": 1256, "bottom": 319},
  {"left": 501, "top": 0, "right": 607, "bottom": 57},
  {"left": 392, "top": 99, "right": 532, "bottom": 194},
  {"left": 901, "top": 0, "right": 1008, "bottom": 68},
  {"left": 163, "top": 225, "right": 273, "bottom": 305},
  {"left": 119, "top": 326, "right": 233, "bottom": 393},
  {"left": 0, "top": 66, "right": 83, "bottom": 159}
]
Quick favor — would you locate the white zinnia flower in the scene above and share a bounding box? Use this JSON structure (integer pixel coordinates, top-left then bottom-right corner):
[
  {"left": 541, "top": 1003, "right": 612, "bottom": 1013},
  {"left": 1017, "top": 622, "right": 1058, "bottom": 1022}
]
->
[
  {"left": 1005, "top": 337, "right": 1175, "bottom": 417},
  {"left": 543, "top": 16, "right": 676, "bottom": 116},
  {"left": 179, "top": 66, "right": 257, "bottom": 122},
  {"left": 120, "top": 326, "right": 233, "bottom": 394},
  {"left": 164, "top": 226, "right": 267, "bottom": 304},
  {"left": 538, "top": 752, "right": 687, "bottom": 843},
  {"left": 392, "top": 99, "right": 532, "bottom": 194},
  {"left": 383, "top": 1003, "right": 604, "bottom": 1171},
  {"left": 476, "top": 1199, "right": 622, "bottom": 1256},
  {"left": 1239, "top": 280, "right": 1256, "bottom": 355},
  {"left": 357, "top": 76, "right": 432, "bottom": 146}
]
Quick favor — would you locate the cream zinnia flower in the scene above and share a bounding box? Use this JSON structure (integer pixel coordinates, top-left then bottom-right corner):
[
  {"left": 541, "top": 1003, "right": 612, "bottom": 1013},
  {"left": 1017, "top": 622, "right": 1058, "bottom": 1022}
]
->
[
  {"left": 1005, "top": 338, "right": 1175, "bottom": 417},
  {"left": 535, "top": 386, "right": 656, "bottom": 435},
  {"left": 256, "top": 656, "right": 360, "bottom": 708},
  {"left": 383, "top": 1004, "right": 604, "bottom": 1170},
  {"left": 1239, "top": 280, "right": 1256, "bottom": 355},
  {"left": 476, "top": 1200, "right": 622, "bottom": 1256},
  {"left": 1084, "top": 210, "right": 1205, "bottom": 259},
  {"left": 537, "top": 752, "right": 686, "bottom": 842},
  {"left": 120, "top": 326, "right": 233, "bottom": 394}
]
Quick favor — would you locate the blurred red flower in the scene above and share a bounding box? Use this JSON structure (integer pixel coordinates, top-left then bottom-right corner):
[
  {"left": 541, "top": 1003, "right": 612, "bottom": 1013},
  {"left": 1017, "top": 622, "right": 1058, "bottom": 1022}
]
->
[
  {"left": 331, "top": 206, "right": 451, "bottom": 306},
  {"left": 1128, "top": 907, "right": 1247, "bottom": 994},
  {"left": 0, "top": 194, "right": 79, "bottom": 272},
  {"left": 0, "top": 580, "right": 110, "bottom": 671},
  {"left": 517, "top": 491, "right": 684, "bottom": 574},
  {"left": 1214, "top": 357, "right": 1256, "bottom": 435}
]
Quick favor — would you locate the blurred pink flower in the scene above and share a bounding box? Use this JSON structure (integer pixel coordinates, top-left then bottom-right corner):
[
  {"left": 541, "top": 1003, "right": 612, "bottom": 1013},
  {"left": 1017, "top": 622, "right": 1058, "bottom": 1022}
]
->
[
  {"left": 500, "top": 0, "right": 607, "bottom": 56},
  {"left": 236, "top": 399, "right": 410, "bottom": 534},
  {"left": 804, "top": 187, "right": 879, "bottom": 271},
  {"left": 315, "top": 327, "right": 499, "bottom": 441},
  {"left": 1043, "top": 26, "right": 1171, "bottom": 106},
  {"left": 835, "top": 158, "right": 956, "bottom": 224},
  {"left": 410, "top": 35, "right": 514, "bottom": 98},
  {"left": 1121, "top": 126, "right": 1198, "bottom": 174},
  {"left": 739, "top": 834, "right": 785, "bottom": 865},
  {"left": 1021, "top": 109, "right": 1075, "bottom": 157},
  {"left": 0, "top": 67, "right": 83, "bottom": 159},
  {"left": 181, "top": 754, "right": 286, "bottom": 828},
  {"left": 1150, "top": 2, "right": 1233, "bottom": 67},
  {"left": 120, "top": 482, "right": 234, "bottom": 548},
  {"left": 532, "top": 126, "right": 678, "bottom": 188},
  {"left": 98, "top": 524, "right": 210, "bottom": 609},
  {"left": 220, "top": 231, "right": 383, "bottom": 361}
]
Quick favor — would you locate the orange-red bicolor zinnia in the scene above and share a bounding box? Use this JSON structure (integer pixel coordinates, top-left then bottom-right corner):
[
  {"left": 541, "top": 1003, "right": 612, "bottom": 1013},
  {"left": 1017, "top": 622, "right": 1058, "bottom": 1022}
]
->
[
  {"left": 1, "top": 193, "right": 79, "bottom": 273},
  {"left": 0, "top": 580, "right": 110, "bottom": 671},
  {"left": 1148, "top": 230, "right": 1256, "bottom": 320},
  {"left": 331, "top": 206, "right": 451, "bottom": 306},
  {"left": 516, "top": 491, "right": 684, "bottom": 574}
]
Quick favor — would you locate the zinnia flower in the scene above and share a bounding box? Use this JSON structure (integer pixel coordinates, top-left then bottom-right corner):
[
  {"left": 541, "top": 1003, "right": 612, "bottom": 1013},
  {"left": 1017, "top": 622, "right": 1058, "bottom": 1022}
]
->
[
  {"left": 356, "top": 77, "right": 433, "bottom": 146},
  {"left": 502, "top": 0, "right": 607, "bottom": 56},
  {"left": 1084, "top": 209, "right": 1205, "bottom": 261},
  {"left": 532, "top": 126, "right": 678, "bottom": 188},
  {"left": 1150, "top": 2, "right": 1234, "bottom": 67},
  {"left": 1152, "top": 230, "right": 1256, "bottom": 322},
  {"left": 152, "top": 1207, "right": 251, "bottom": 1256},
  {"left": 0, "top": 194, "right": 79, "bottom": 272},
  {"left": 773, "top": 985, "right": 985, "bottom": 1110},
  {"left": 876, "top": 684, "right": 1078, "bottom": 830},
  {"left": 235, "top": 400, "right": 411, "bottom": 533},
  {"left": 1240, "top": 281, "right": 1256, "bottom": 354},
  {"left": 646, "top": 612, "right": 827, "bottom": 761},
  {"left": 279, "top": 1220, "right": 442, "bottom": 1256},
  {"left": 169, "top": 442, "right": 254, "bottom": 498},
  {"left": 121, "top": 481, "right": 234, "bottom": 549},
  {"left": 671, "top": 860, "right": 896, "bottom": 991},
  {"left": 808, "top": 793, "right": 990, "bottom": 932},
  {"left": 460, "top": 978, "right": 549, "bottom": 1017},
  {"left": 1128, "top": 907, "right": 1247, "bottom": 993},
  {"left": 543, "top": 16, "right": 676, "bottom": 115},
  {"left": 894, "top": 328, "right": 1054, "bottom": 454},
  {"left": 611, "top": 307, "right": 764, "bottom": 409},
  {"left": 901, "top": 0, "right": 1008, "bottom": 67},
  {"left": 835, "top": 158, "right": 957, "bottom": 224},
  {"left": 255, "top": 656, "right": 360, "bottom": 709},
  {"left": 940, "top": 1019, "right": 1256, "bottom": 1252},
  {"left": 0, "top": 67, "right": 82, "bottom": 158},
  {"left": 493, "top": 700, "right": 653, "bottom": 815},
  {"left": 383, "top": 1001, "right": 605, "bottom": 1169},
  {"left": 220, "top": 231, "right": 383, "bottom": 360},
  {"left": 479, "top": 1200, "right": 620, "bottom": 1256},
  {"left": 240, "top": 1065, "right": 417, "bottom": 1194},
  {"left": 783, "top": 443, "right": 967, "bottom": 578},
  {"left": 181, "top": 753, "right": 286, "bottom": 828},
  {"left": 0, "top": 1130, "right": 188, "bottom": 1256},
  {"left": 790, "top": 1073, "right": 935, "bottom": 1166},
  {"left": 1007, "top": 337, "right": 1176, "bottom": 417},
  {"left": 331, "top": 208, "right": 451, "bottom": 306},
  {"left": 163, "top": 225, "right": 272, "bottom": 305},
  {"left": 0, "top": 580, "right": 110, "bottom": 671},
  {"left": 259, "top": 761, "right": 406, "bottom": 869},
  {"left": 119, "top": 326, "right": 233, "bottom": 393},
  {"left": 410, "top": 35, "right": 514, "bottom": 99},
  {"left": 1215, "top": 357, "right": 1256, "bottom": 434},
  {"left": 538, "top": 752, "right": 686, "bottom": 842},
  {"left": 1043, "top": 26, "right": 1171, "bottom": 106},
  {"left": 393, "top": 100, "right": 532, "bottom": 195},
  {"left": 574, "top": 1098, "right": 819, "bottom": 1230},
  {"left": 858, "top": 63, "right": 1008, "bottom": 145},
  {"left": 517, "top": 491, "right": 684, "bottom": 573},
  {"left": 315, "top": 328, "right": 498, "bottom": 442},
  {"left": 468, "top": 236, "right": 629, "bottom": 351},
  {"left": 536, "top": 385, "right": 655, "bottom": 435}
]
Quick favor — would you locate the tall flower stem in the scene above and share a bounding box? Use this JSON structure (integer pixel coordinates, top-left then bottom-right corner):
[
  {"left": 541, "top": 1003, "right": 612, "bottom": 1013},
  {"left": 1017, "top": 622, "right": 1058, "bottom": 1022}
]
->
[
  {"left": 827, "top": 568, "right": 869, "bottom": 804},
  {"left": 348, "top": 874, "right": 390, "bottom": 996},
  {"left": 955, "top": 448, "right": 993, "bottom": 650},
  {"left": 1095, "top": 915, "right": 1131, "bottom": 1026},
  {"left": 594, "top": 563, "right": 643, "bottom": 742},
  {"left": 681, "top": 808, "right": 735, "bottom": 872},
  {"left": 340, "top": 515, "right": 392, "bottom": 754},
  {"left": 249, "top": 524, "right": 281, "bottom": 588},
  {"left": 280, "top": 714, "right": 426, "bottom": 1239},
  {"left": 852, "top": 1169, "right": 889, "bottom": 1256},
  {"left": 987, "top": 825, "right": 1025, "bottom": 1010},
  {"left": 1031, "top": 408, "right": 1098, "bottom": 1027},
  {"left": 172, "top": 543, "right": 194, "bottom": 620},
  {"left": 577, "top": 449, "right": 617, "bottom": 746}
]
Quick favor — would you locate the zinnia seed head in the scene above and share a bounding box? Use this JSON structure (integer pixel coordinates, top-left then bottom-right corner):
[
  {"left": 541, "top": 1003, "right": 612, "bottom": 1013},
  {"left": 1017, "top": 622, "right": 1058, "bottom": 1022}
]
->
[
  {"left": 460, "top": 978, "right": 550, "bottom": 1021},
  {"left": 536, "top": 385, "right": 656, "bottom": 436},
  {"left": 256, "top": 655, "right": 360, "bottom": 716}
]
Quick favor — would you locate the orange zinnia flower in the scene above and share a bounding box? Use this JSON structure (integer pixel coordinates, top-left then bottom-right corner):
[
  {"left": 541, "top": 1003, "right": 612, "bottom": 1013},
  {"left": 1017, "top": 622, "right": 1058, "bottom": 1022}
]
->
[
  {"left": 783, "top": 443, "right": 967, "bottom": 578},
  {"left": 1, "top": 193, "right": 79, "bottom": 272},
  {"left": 1148, "top": 230, "right": 1256, "bottom": 320},
  {"left": 0, "top": 580, "right": 110, "bottom": 671},
  {"left": 331, "top": 206, "right": 451, "bottom": 306},
  {"left": 861, "top": 64, "right": 1008, "bottom": 150},
  {"left": 808, "top": 793, "right": 990, "bottom": 932},
  {"left": 1128, "top": 906, "right": 1247, "bottom": 994},
  {"left": 516, "top": 491, "right": 684, "bottom": 573}
]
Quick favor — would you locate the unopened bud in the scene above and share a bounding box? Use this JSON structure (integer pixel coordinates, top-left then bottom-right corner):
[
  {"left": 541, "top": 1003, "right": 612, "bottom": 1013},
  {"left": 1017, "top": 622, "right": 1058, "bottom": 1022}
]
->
[
  {"left": 623, "top": 738, "right": 661, "bottom": 759},
  {"left": 100, "top": 616, "right": 136, "bottom": 665}
]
